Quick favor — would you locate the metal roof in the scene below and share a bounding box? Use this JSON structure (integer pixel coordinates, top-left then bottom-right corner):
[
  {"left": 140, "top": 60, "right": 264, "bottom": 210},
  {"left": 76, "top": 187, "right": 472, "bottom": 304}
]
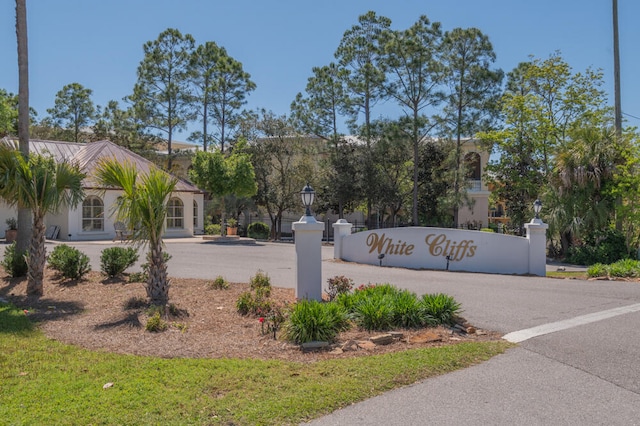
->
[{"left": 1, "top": 138, "right": 202, "bottom": 193}]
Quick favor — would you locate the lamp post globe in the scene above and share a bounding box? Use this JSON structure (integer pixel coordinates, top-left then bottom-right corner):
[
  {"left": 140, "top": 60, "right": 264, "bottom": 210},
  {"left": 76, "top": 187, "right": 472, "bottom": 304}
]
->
[
  {"left": 533, "top": 199, "right": 542, "bottom": 219},
  {"left": 301, "top": 184, "right": 315, "bottom": 216}
]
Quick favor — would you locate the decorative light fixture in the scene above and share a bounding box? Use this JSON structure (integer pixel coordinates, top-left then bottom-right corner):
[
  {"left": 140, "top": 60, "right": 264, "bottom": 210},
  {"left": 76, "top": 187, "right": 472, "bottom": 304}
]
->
[
  {"left": 301, "top": 183, "right": 315, "bottom": 216},
  {"left": 533, "top": 199, "right": 542, "bottom": 219}
]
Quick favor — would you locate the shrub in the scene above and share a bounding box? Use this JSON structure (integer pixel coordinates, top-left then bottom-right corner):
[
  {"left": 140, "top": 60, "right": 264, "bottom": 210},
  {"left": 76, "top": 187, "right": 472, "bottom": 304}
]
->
[
  {"left": 1, "top": 243, "right": 28, "bottom": 277},
  {"left": 236, "top": 291, "right": 254, "bottom": 315},
  {"left": 283, "top": 300, "right": 350, "bottom": 344},
  {"left": 392, "top": 289, "right": 427, "bottom": 328},
  {"left": 145, "top": 312, "right": 168, "bottom": 332},
  {"left": 420, "top": 293, "right": 462, "bottom": 326},
  {"left": 209, "top": 275, "right": 229, "bottom": 290},
  {"left": 250, "top": 269, "right": 271, "bottom": 290},
  {"left": 47, "top": 244, "right": 91, "bottom": 280},
  {"left": 247, "top": 222, "right": 270, "bottom": 239},
  {"left": 566, "top": 229, "right": 631, "bottom": 265},
  {"left": 128, "top": 272, "right": 147, "bottom": 283},
  {"left": 586, "top": 263, "right": 607, "bottom": 278},
  {"left": 236, "top": 289, "right": 272, "bottom": 317},
  {"left": 605, "top": 259, "right": 640, "bottom": 278},
  {"left": 100, "top": 247, "right": 139, "bottom": 277},
  {"left": 205, "top": 224, "right": 221, "bottom": 235},
  {"left": 352, "top": 293, "right": 395, "bottom": 331},
  {"left": 325, "top": 275, "right": 354, "bottom": 301}
]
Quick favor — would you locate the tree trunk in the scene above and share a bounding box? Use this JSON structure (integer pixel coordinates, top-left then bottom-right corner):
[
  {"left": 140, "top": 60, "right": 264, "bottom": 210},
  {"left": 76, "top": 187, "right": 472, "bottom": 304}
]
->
[
  {"left": 146, "top": 241, "right": 170, "bottom": 306},
  {"left": 26, "top": 212, "right": 46, "bottom": 296},
  {"left": 16, "top": 0, "right": 31, "bottom": 255}
]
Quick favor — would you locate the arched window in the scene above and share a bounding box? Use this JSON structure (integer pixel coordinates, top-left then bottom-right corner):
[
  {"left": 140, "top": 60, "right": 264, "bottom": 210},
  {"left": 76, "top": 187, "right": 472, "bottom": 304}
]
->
[
  {"left": 465, "top": 152, "right": 482, "bottom": 180},
  {"left": 82, "top": 196, "right": 104, "bottom": 231},
  {"left": 193, "top": 200, "right": 198, "bottom": 228},
  {"left": 167, "top": 198, "right": 184, "bottom": 229}
]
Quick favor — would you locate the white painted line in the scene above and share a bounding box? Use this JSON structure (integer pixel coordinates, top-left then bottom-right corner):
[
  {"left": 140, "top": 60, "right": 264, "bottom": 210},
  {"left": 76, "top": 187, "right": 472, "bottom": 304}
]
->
[{"left": 503, "top": 303, "right": 640, "bottom": 343}]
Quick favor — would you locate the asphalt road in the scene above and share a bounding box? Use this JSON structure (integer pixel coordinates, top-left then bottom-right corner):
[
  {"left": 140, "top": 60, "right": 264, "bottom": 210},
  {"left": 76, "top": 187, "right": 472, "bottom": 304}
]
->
[{"left": 59, "top": 238, "right": 640, "bottom": 425}]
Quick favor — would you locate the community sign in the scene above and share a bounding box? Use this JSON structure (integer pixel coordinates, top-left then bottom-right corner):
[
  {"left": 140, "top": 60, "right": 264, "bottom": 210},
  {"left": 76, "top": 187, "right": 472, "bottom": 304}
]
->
[{"left": 340, "top": 227, "right": 531, "bottom": 275}]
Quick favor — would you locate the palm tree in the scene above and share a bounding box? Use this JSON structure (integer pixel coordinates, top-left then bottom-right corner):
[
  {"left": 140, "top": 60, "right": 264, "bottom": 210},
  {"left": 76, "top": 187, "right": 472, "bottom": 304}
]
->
[
  {"left": 16, "top": 0, "right": 32, "bottom": 255},
  {"left": 0, "top": 145, "right": 85, "bottom": 295},
  {"left": 94, "top": 159, "right": 177, "bottom": 306}
]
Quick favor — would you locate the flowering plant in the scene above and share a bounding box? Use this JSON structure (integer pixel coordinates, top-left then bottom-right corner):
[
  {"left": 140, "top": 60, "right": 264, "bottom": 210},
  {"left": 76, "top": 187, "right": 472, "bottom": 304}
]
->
[{"left": 258, "top": 303, "right": 287, "bottom": 339}]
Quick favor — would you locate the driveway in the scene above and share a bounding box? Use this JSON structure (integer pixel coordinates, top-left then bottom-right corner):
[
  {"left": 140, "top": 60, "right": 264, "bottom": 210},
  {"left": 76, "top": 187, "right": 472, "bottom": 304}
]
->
[{"left": 61, "top": 238, "right": 640, "bottom": 425}]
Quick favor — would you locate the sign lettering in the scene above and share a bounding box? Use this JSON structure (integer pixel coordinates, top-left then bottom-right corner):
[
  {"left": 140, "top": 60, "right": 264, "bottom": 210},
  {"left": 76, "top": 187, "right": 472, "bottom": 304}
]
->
[
  {"left": 425, "top": 233, "right": 477, "bottom": 261},
  {"left": 366, "top": 233, "right": 415, "bottom": 256}
]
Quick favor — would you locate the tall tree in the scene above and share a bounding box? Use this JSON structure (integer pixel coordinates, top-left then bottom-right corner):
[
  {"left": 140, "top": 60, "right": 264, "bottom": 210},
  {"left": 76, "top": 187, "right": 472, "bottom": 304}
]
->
[
  {"left": 441, "top": 27, "right": 503, "bottom": 227},
  {"left": 335, "top": 11, "right": 391, "bottom": 226},
  {"left": 92, "top": 100, "right": 157, "bottom": 154},
  {"left": 370, "top": 119, "right": 413, "bottom": 226},
  {"left": 291, "top": 62, "right": 355, "bottom": 217},
  {"left": 128, "top": 28, "right": 195, "bottom": 171},
  {"left": 0, "top": 146, "right": 85, "bottom": 295},
  {"left": 0, "top": 89, "right": 18, "bottom": 137},
  {"left": 189, "top": 42, "right": 255, "bottom": 153},
  {"left": 291, "top": 62, "right": 350, "bottom": 143},
  {"left": 484, "top": 54, "right": 612, "bottom": 238},
  {"left": 189, "top": 141, "right": 257, "bottom": 233},
  {"left": 417, "top": 140, "right": 451, "bottom": 226},
  {"left": 246, "top": 110, "right": 314, "bottom": 239},
  {"left": 548, "top": 126, "right": 625, "bottom": 254},
  {"left": 380, "top": 15, "right": 444, "bottom": 225},
  {"left": 47, "top": 82, "right": 96, "bottom": 142},
  {"left": 15, "top": 0, "right": 31, "bottom": 256},
  {"left": 94, "top": 160, "right": 177, "bottom": 306},
  {"left": 525, "top": 52, "right": 610, "bottom": 176},
  {"left": 482, "top": 62, "right": 545, "bottom": 235}
]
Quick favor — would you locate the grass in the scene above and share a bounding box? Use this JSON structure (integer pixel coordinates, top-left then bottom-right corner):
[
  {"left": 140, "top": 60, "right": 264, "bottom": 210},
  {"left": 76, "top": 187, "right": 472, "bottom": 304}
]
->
[
  {"left": 1, "top": 302, "right": 511, "bottom": 425},
  {"left": 546, "top": 271, "right": 589, "bottom": 280}
]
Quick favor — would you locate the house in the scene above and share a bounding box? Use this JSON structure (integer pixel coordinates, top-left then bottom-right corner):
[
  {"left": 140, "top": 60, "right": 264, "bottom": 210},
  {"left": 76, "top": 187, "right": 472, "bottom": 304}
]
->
[
  {"left": 457, "top": 138, "right": 491, "bottom": 229},
  {"left": 0, "top": 138, "right": 205, "bottom": 241}
]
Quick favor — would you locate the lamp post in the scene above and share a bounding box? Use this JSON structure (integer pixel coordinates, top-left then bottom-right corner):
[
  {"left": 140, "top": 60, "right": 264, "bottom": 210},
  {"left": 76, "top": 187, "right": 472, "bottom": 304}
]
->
[
  {"left": 525, "top": 198, "right": 548, "bottom": 276},
  {"left": 301, "top": 183, "right": 315, "bottom": 217},
  {"left": 533, "top": 199, "right": 542, "bottom": 220},
  {"left": 292, "top": 183, "right": 324, "bottom": 300}
]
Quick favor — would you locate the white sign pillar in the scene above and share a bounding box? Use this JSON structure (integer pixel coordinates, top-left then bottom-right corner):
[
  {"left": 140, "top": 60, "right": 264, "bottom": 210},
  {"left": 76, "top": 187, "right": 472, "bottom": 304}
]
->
[
  {"left": 525, "top": 218, "right": 549, "bottom": 276},
  {"left": 292, "top": 215, "right": 325, "bottom": 301},
  {"left": 332, "top": 219, "right": 353, "bottom": 259}
]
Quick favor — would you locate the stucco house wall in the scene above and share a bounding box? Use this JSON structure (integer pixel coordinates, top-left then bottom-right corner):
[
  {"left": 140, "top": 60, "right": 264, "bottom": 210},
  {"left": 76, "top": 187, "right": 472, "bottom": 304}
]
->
[{"left": 0, "top": 138, "right": 204, "bottom": 241}]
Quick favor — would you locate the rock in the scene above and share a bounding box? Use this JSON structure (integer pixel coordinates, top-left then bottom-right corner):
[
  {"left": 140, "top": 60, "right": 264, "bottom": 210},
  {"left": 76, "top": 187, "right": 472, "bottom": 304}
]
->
[
  {"left": 301, "top": 341, "right": 329, "bottom": 352},
  {"left": 466, "top": 326, "right": 477, "bottom": 334},
  {"left": 357, "top": 340, "right": 376, "bottom": 350},
  {"left": 329, "top": 347, "right": 344, "bottom": 355},
  {"left": 410, "top": 331, "right": 442, "bottom": 344},
  {"left": 370, "top": 334, "right": 393, "bottom": 345},
  {"left": 453, "top": 324, "right": 467, "bottom": 333},
  {"left": 341, "top": 340, "right": 359, "bottom": 351},
  {"left": 390, "top": 331, "right": 404, "bottom": 339},
  {"left": 476, "top": 330, "right": 487, "bottom": 336}
]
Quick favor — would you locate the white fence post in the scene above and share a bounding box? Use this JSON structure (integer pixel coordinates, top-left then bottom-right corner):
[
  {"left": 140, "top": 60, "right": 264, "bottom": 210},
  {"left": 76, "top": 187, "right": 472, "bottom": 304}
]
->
[
  {"left": 525, "top": 218, "right": 549, "bottom": 276},
  {"left": 292, "top": 215, "right": 325, "bottom": 301},
  {"left": 332, "top": 219, "right": 353, "bottom": 260}
]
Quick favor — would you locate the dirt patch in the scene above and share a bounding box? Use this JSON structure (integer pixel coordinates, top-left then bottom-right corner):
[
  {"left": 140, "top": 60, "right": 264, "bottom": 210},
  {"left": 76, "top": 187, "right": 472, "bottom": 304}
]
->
[{"left": 0, "top": 270, "right": 502, "bottom": 363}]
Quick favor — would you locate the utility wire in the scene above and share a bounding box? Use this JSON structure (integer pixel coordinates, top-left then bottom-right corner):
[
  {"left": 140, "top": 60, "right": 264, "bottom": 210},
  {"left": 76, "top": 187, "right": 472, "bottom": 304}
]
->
[{"left": 622, "top": 112, "right": 640, "bottom": 120}]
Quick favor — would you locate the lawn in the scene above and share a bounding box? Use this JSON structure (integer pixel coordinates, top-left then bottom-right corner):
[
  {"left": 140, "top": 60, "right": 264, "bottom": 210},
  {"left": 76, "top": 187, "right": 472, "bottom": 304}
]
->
[{"left": 1, "top": 302, "right": 511, "bottom": 425}]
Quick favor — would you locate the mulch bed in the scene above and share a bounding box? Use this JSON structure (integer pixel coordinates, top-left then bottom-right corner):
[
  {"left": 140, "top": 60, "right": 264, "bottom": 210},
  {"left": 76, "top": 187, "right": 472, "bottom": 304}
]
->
[{"left": 0, "top": 270, "right": 502, "bottom": 363}]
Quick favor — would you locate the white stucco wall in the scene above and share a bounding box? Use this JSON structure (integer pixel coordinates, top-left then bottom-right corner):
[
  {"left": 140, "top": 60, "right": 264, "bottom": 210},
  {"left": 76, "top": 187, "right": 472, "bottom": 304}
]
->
[
  {"left": 458, "top": 192, "right": 491, "bottom": 228},
  {"left": 0, "top": 190, "right": 205, "bottom": 241}
]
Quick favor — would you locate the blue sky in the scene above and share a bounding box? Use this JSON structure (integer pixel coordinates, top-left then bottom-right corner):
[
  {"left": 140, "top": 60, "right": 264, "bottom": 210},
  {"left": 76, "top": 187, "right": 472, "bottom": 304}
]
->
[{"left": 1, "top": 0, "right": 638, "bottom": 141}]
